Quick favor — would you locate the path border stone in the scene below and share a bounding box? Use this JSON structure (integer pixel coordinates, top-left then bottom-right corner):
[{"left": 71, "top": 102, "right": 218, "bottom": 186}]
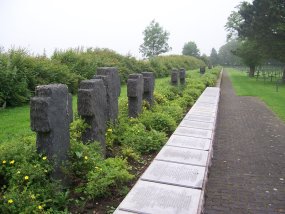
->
[{"left": 114, "top": 86, "right": 221, "bottom": 214}]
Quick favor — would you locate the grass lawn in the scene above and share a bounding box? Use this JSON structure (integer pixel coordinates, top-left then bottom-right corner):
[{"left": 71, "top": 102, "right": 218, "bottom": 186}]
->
[
  {"left": 227, "top": 68, "right": 285, "bottom": 122},
  {"left": 0, "top": 71, "right": 201, "bottom": 144}
]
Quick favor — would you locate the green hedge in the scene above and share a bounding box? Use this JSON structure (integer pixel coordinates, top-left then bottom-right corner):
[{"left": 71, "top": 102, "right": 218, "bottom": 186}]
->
[{"left": 0, "top": 48, "right": 205, "bottom": 107}]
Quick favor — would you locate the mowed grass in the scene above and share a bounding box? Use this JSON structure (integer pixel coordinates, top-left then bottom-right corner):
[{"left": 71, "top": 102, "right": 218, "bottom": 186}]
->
[
  {"left": 0, "top": 71, "right": 198, "bottom": 144},
  {"left": 227, "top": 68, "right": 285, "bottom": 121}
]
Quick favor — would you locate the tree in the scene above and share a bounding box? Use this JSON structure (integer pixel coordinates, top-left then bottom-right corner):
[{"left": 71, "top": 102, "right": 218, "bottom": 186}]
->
[
  {"left": 139, "top": 20, "right": 171, "bottom": 58},
  {"left": 233, "top": 40, "right": 265, "bottom": 77},
  {"left": 218, "top": 39, "right": 242, "bottom": 66},
  {"left": 200, "top": 54, "right": 209, "bottom": 65},
  {"left": 226, "top": 0, "right": 285, "bottom": 79},
  {"left": 182, "top": 41, "right": 200, "bottom": 57},
  {"left": 209, "top": 48, "right": 219, "bottom": 66}
]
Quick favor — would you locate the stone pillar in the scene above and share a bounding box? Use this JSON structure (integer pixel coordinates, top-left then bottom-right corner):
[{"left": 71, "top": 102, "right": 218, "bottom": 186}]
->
[
  {"left": 179, "top": 68, "right": 186, "bottom": 84},
  {"left": 127, "top": 74, "right": 144, "bottom": 118},
  {"left": 200, "top": 66, "right": 206, "bottom": 74},
  {"left": 30, "top": 84, "right": 70, "bottom": 179},
  {"left": 171, "top": 69, "right": 179, "bottom": 85},
  {"left": 78, "top": 79, "right": 107, "bottom": 157},
  {"left": 142, "top": 72, "right": 155, "bottom": 106},
  {"left": 94, "top": 67, "right": 120, "bottom": 122}
]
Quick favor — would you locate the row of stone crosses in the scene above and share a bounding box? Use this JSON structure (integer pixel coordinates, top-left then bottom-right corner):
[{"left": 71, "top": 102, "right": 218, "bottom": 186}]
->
[{"left": 30, "top": 67, "right": 187, "bottom": 179}]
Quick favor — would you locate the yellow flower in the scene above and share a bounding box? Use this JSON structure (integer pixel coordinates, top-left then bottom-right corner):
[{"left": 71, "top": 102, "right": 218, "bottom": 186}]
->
[
  {"left": 10, "top": 160, "right": 15, "bottom": 165},
  {"left": 42, "top": 156, "right": 47, "bottom": 160},
  {"left": 2, "top": 160, "right": 6, "bottom": 164},
  {"left": 8, "top": 199, "right": 13, "bottom": 204},
  {"left": 84, "top": 156, "right": 88, "bottom": 160},
  {"left": 38, "top": 205, "right": 43, "bottom": 210},
  {"left": 24, "top": 176, "right": 29, "bottom": 180},
  {"left": 107, "top": 128, "right": 112, "bottom": 132},
  {"left": 31, "top": 194, "right": 36, "bottom": 199}
]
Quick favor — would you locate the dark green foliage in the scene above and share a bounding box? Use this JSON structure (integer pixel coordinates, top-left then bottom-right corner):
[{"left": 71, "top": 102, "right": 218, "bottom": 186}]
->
[
  {"left": 226, "top": 0, "right": 285, "bottom": 62},
  {"left": 233, "top": 40, "right": 265, "bottom": 76},
  {"left": 140, "top": 111, "right": 177, "bottom": 134},
  {"left": 0, "top": 49, "right": 81, "bottom": 106}
]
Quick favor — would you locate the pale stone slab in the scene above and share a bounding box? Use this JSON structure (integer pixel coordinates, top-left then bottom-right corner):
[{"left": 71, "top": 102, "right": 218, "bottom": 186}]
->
[
  {"left": 187, "top": 110, "right": 216, "bottom": 118},
  {"left": 141, "top": 160, "right": 206, "bottom": 189},
  {"left": 193, "top": 102, "right": 217, "bottom": 109},
  {"left": 117, "top": 180, "right": 202, "bottom": 214},
  {"left": 190, "top": 106, "right": 217, "bottom": 113},
  {"left": 185, "top": 114, "right": 215, "bottom": 123},
  {"left": 196, "top": 97, "right": 218, "bottom": 104},
  {"left": 180, "top": 120, "right": 214, "bottom": 130},
  {"left": 175, "top": 127, "right": 213, "bottom": 139},
  {"left": 166, "top": 134, "right": 211, "bottom": 150},
  {"left": 113, "top": 210, "right": 133, "bottom": 214},
  {"left": 204, "top": 87, "right": 220, "bottom": 93},
  {"left": 155, "top": 146, "right": 209, "bottom": 166}
]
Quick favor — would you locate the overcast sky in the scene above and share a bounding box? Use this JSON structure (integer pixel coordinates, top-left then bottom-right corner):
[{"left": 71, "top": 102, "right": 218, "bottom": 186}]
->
[{"left": 0, "top": 0, "right": 245, "bottom": 58}]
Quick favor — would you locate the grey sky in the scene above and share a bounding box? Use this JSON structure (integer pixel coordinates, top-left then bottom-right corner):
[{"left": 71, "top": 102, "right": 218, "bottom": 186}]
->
[{"left": 0, "top": 0, "right": 244, "bottom": 58}]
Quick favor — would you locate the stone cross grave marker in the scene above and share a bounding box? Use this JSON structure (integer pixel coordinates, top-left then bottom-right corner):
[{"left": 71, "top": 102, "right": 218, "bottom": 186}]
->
[
  {"left": 127, "top": 74, "right": 144, "bottom": 118},
  {"left": 78, "top": 79, "right": 107, "bottom": 157},
  {"left": 142, "top": 72, "right": 155, "bottom": 106},
  {"left": 179, "top": 68, "right": 186, "bottom": 84},
  {"left": 30, "top": 84, "right": 70, "bottom": 179},
  {"left": 94, "top": 67, "right": 120, "bottom": 122},
  {"left": 171, "top": 68, "right": 180, "bottom": 85}
]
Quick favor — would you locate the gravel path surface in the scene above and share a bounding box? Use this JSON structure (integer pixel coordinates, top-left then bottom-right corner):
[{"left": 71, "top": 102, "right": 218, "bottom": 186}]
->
[{"left": 204, "top": 70, "right": 285, "bottom": 214}]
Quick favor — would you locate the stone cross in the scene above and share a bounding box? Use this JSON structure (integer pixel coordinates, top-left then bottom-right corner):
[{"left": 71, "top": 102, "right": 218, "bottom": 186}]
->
[
  {"left": 78, "top": 79, "right": 107, "bottom": 157},
  {"left": 142, "top": 72, "right": 155, "bottom": 106},
  {"left": 171, "top": 69, "right": 180, "bottom": 85},
  {"left": 200, "top": 66, "right": 206, "bottom": 74},
  {"left": 179, "top": 68, "right": 186, "bottom": 84},
  {"left": 30, "top": 84, "right": 70, "bottom": 179},
  {"left": 127, "top": 74, "right": 144, "bottom": 118},
  {"left": 94, "top": 67, "right": 120, "bottom": 123}
]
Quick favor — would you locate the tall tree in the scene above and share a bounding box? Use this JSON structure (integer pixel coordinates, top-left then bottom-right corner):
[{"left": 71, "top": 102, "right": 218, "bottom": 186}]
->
[
  {"left": 218, "top": 40, "right": 242, "bottom": 66},
  {"left": 182, "top": 41, "right": 200, "bottom": 57},
  {"left": 226, "top": 0, "right": 285, "bottom": 79},
  {"left": 139, "top": 20, "right": 171, "bottom": 58},
  {"left": 233, "top": 40, "right": 265, "bottom": 77},
  {"left": 209, "top": 48, "right": 219, "bottom": 66}
]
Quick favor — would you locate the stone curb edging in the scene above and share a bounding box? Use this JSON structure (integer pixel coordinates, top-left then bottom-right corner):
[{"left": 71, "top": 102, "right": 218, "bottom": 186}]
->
[
  {"left": 216, "top": 68, "right": 223, "bottom": 88},
  {"left": 114, "top": 86, "right": 221, "bottom": 214}
]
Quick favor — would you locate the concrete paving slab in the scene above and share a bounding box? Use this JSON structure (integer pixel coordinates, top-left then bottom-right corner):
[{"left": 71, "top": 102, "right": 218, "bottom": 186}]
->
[
  {"left": 155, "top": 146, "right": 209, "bottom": 167},
  {"left": 141, "top": 160, "right": 206, "bottom": 189},
  {"left": 166, "top": 134, "right": 211, "bottom": 150},
  {"left": 117, "top": 180, "right": 202, "bottom": 214}
]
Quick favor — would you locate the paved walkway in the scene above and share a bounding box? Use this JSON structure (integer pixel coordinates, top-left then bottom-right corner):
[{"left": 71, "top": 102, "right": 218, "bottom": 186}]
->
[{"left": 204, "top": 71, "right": 285, "bottom": 214}]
